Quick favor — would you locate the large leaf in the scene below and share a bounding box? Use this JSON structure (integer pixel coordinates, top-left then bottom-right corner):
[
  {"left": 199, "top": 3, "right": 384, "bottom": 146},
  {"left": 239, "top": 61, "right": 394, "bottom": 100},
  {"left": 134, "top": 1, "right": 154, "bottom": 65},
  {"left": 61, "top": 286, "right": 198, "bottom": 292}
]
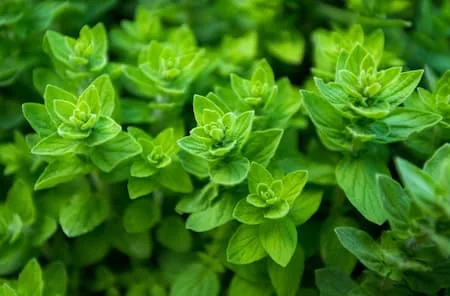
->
[{"left": 259, "top": 218, "right": 297, "bottom": 267}]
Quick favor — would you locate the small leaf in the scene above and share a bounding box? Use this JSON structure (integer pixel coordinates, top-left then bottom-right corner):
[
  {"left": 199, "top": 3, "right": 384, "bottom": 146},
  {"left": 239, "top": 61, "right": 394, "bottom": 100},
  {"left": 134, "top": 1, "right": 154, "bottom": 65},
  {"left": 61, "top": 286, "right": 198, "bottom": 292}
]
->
[
  {"left": 210, "top": 156, "right": 250, "bottom": 185},
  {"left": 22, "top": 103, "right": 56, "bottom": 137},
  {"left": 281, "top": 170, "right": 308, "bottom": 203},
  {"left": 6, "top": 179, "right": 35, "bottom": 225},
  {"left": 59, "top": 194, "right": 110, "bottom": 237},
  {"left": 227, "top": 224, "right": 267, "bottom": 265},
  {"left": 157, "top": 216, "right": 192, "bottom": 253},
  {"left": 127, "top": 177, "right": 155, "bottom": 199},
  {"left": 170, "top": 263, "right": 220, "bottom": 296},
  {"left": 259, "top": 218, "right": 297, "bottom": 267},
  {"left": 32, "top": 133, "right": 81, "bottom": 156},
  {"left": 187, "top": 193, "right": 239, "bottom": 232},
  {"left": 335, "top": 227, "right": 387, "bottom": 275},
  {"left": 123, "top": 198, "right": 160, "bottom": 233},
  {"left": 315, "top": 268, "right": 358, "bottom": 296},
  {"left": 91, "top": 132, "right": 142, "bottom": 172},
  {"left": 35, "top": 156, "right": 91, "bottom": 190},
  {"left": 242, "top": 129, "right": 283, "bottom": 166},
  {"left": 288, "top": 190, "right": 323, "bottom": 225},
  {"left": 336, "top": 155, "right": 389, "bottom": 225},
  {"left": 155, "top": 162, "right": 193, "bottom": 193},
  {"left": 268, "top": 245, "right": 305, "bottom": 296},
  {"left": 86, "top": 116, "right": 121, "bottom": 147},
  {"left": 233, "top": 199, "right": 265, "bottom": 225},
  {"left": 18, "top": 259, "right": 43, "bottom": 296}
]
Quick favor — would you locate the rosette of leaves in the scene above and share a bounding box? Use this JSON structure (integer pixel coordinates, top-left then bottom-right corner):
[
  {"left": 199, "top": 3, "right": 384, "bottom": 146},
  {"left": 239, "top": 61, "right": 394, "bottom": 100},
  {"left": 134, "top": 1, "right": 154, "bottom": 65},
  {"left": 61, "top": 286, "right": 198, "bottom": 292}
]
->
[
  {"left": 22, "top": 75, "right": 141, "bottom": 189},
  {"left": 110, "top": 6, "right": 162, "bottom": 62},
  {"left": 0, "top": 180, "right": 57, "bottom": 275},
  {"left": 36, "top": 23, "right": 108, "bottom": 92},
  {"left": 211, "top": 60, "right": 301, "bottom": 129},
  {"left": 302, "top": 41, "right": 442, "bottom": 225},
  {"left": 329, "top": 144, "right": 450, "bottom": 294},
  {"left": 178, "top": 94, "right": 283, "bottom": 185},
  {"left": 312, "top": 25, "right": 402, "bottom": 80},
  {"left": 127, "top": 127, "right": 193, "bottom": 199},
  {"left": 227, "top": 162, "right": 322, "bottom": 268},
  {"left": 122, "top": 25, "right": 206, "bottom": 99}
]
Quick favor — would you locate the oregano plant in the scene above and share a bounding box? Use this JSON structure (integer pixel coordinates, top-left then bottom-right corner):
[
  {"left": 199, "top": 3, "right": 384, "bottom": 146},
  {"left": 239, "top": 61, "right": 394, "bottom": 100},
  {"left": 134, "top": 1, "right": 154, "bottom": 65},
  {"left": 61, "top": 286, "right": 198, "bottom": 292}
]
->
[{"left": 0, "top": 1, "right": 449, "bottom": 295}]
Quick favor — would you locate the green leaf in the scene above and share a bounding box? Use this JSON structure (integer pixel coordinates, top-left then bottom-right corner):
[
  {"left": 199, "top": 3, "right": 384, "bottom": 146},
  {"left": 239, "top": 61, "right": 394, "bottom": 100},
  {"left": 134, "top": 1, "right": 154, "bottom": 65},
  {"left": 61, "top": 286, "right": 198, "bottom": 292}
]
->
[
  {"left": 395, "top": 157, "right": 439, "bottom": 215},
  {"left": 73, "top": 230, "right": 110, "bottom": 267},
  {"left": 43, "top": 85, "right": 77, "bottom": 125},
  {"left": 228, "top": 276, "right": 273, "bottom": 296},
  {"left": 127, "top": 177, "right": 155, "bottom": 199},
  {"left": 43, "top": 262, "right": 67, "bottom": 296},
  {"left": 6, "top": 179, "right": 35, "bottom": 225},
  {"left": 91, "top": 74, "right": 116, "bottom": 117},
  {"left": 376, "top": 108, "right": 442, "bottom": 143},
  {"left": 259, "top": 218, "right": 297, "bottom": 267},
  {"left": 335, "top": 155, "right": 389, "bottom": 225},
  {"left": 18, "top": 259, "right": 43, "bottom": 296},
  {"left": 288, "top": 190, "right": 323, "bottom": 225},
  {"left": 319, "top": 216, "right": 358, "bottom": 275},
  {"left": 281, "top": 170, "right": 308, "bottom": 203},
  {"left": 377, "top": 175, "right": 409, "bottom": 231},
  {"left": 233, "top": 199, "right": 265, "bottom": 225},
  {"left": 59, "top": 194, "right": 110, "bottom": 237},
  {"left": 247, "top": 162, "right": 273, "bottom": 194},
  {"left": 227, "top": 224, "right": 267, "bottom": 265},
  {"left": 22, "top": 103, "right": 56, "bottom": 137},
  {"left": 315, "top": 268, "right": 358, "bottom": 296},
  {"left": 177, "top": 136, "right": 209, "bottom": 157},
  {"left": 242, "top": 129, "right": 283, "bottom": 166},
  {"left": 178, "top": 150, "right": 209, "bottom": 178},
  {"left": 156, "top": 216, "right": 192, "bottom": 253},
  {"left": 301, "top": 90, "right": 350, "bottom": 151},
  {"left": 210, "top": 156, "right": 250, "bottom": 185},
  {"left": 230, "top": 111, "right": 254, "bottom": 148},
  {"left": 91, "top": 132, "right": 142, "bottom": 172},
  {"left": 0, "top": 285, "right": 17, "bottom": 296},
  {"left": 32, "top": 133, "right": 81, "bottom": 156},
  {"left": 86, "top": 116, "right": 121, "bottom": 147},
  {"left": 35, "top": 156, "right": 92, "bottom": 190},
  {"left": 108, "top": 222, "right": 152, "bottom": 259},
  {"left": 155, "top": 162, "right": 193, "bottom": 193},
  {"left": 123, "top": 198, "right": 160, "bottom": 233},
  {"left": 268, "top": 245, "right": 305, "bottom": 296},
  {"left": 376, "top": 70, "right": 424, "bottom": 106},
  {"left": 186, "top": 193, "right": 239, "bottom": 232},
  {"left": 335, "top": 227, "right": 387, "bottom": 275},
  {"left": 193, "top": 94, "right": 225, "bottom": 125},
  {"left": 170, "top": 263, "right": 220, "bottom": 296}
]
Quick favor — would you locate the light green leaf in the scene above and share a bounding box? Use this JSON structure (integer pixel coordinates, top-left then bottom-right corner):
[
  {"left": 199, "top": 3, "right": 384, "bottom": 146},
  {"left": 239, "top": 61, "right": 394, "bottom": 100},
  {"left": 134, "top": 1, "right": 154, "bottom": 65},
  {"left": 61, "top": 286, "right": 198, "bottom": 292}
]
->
[
  {"left": 288, "top": 190, "right": 323, "bottom": 225},
  {"left": 281, "top": 170, "right": 308, "bottom": 203},
  {"left": 228, "top": 276, "right": 272, "bottom": 296},
  {"left": 233, "top": 199, "right": 265, "bottom": 225},
  {"left": 22, "top": 103, "right": 56, "bottom": 137},
  {"left": 18, "top": 259, "right": 43, "bottom": 296},
  {"left": 193, "top": 94, "right": 225, "bottom": 125},
  {"left": 0, "top": 284, "right": 17, "bottom": 296},
  {"left": 35, "top": 156, "right": 91, "bottom": 190},
  {"left": 91, "top": 132, "right": 142, "bottom": 172},
  {"left": 259, "top": 218, "right": 297, "bottom": 267},
  {"left": 210, "top": 155, "right": 250, "bottom": 186},
  {"left": 156, "top": 162, "right": 193, "bottom": 193},
  {"left": 157, "top": 216, "right": 192, "bottom": 253},
  {"left": 86, "top": 116, "right": 121, "bottom": 147},
  {"left": 177, "top": 136, "right": 209, "bottom": 157},
  {"left": 186, "top": 193, "right": 239, "bottom": 232},
  {"left": 376, "top": 70, "right": 424, "bottom": 106},
  {"left": 123, "top": 198, "right": 160, "bottom": 233},
  {"left": 178, "top": 150, "right": 209, "bottom": 178},
  {"left": 247, "top": 162, "right": 273, "bottom": 194},
  {"left": 268, "top": 245, "right": 304, "bottom": 296},
  {"left": 335, "top": 155, "right": 389, "bottom": 225},
  {"left": 242, "top": 129, "right": 283, "bottom": 166},
  {"left": 230, "top": 111, "right": 254, "bottom": 148},
  {"left": 59, "top": 194, "right": 110, "bottom": 237},
  {"left": 91, "top": 74, "right": 116, "bottom": 117},
  {"left": 43, "top": 84, "right": 77, "bottom": 125},
  {"left": 170, "top": 263, "right": 220, "bottom": 296},
  {"left": 127, "top": 177, "right": 155, "bottom": 199},
  {"left": 32, "top": 133, "right": 81, "bottom": 156},
  {"left": 227, "top": 224, "right": 267, "bottom": 265}
]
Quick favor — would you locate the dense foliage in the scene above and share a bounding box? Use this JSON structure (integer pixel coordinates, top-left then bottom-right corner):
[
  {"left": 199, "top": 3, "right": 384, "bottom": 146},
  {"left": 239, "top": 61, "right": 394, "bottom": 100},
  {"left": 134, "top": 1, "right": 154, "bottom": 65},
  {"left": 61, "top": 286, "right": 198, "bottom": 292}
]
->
[{"left": 1, "top": 0, "right": 449, "bottom": 295}]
